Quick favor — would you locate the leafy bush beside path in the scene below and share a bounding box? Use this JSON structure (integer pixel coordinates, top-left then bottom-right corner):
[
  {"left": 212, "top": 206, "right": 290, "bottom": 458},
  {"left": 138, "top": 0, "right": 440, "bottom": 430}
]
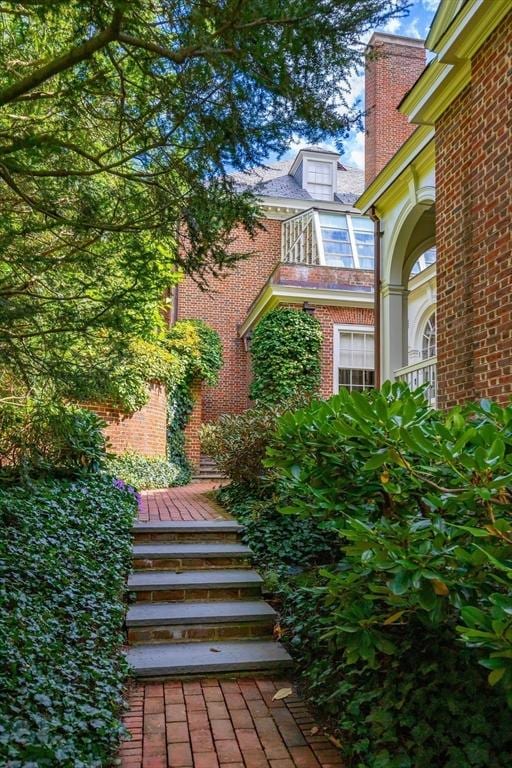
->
[
  {"left": 218, "top": 383, "right": 512, "bottom": 767},
  {"left": 0, "top": 476, "right": 138, "bottom": 767},
  {"left": 106, "top": 451, "right": 179, "bottom": 489}
]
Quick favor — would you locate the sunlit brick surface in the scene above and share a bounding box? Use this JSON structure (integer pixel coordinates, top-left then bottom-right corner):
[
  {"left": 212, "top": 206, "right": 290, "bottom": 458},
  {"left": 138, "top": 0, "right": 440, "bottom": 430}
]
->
[
  {"left": 119, "top": 678, "right": 343, "bottom": 768},
  {"left": 138, "top": 483, "right": 224, "bottom": 522}
]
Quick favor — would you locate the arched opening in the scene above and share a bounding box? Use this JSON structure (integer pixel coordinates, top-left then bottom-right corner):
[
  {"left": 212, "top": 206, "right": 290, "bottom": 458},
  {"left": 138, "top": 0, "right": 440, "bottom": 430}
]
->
[{"left": 381, "top": 201, "right": 435, "bottom": 377}]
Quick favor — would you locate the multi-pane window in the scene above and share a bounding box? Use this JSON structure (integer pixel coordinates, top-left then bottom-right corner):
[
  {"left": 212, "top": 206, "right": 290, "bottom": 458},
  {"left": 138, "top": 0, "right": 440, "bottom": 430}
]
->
[
  {"left": 422, "top": 313, "right": 436, "bottom": 359},
  {"left": 410, "top": 247, "right": 437, "bottom": 276},
  {"left": 305, "top": 160, "right": 333, "bottom": 201},
  {"left": 319, "top": 213, "right": 354, "bottom": 267},
  {"left": 281, "top": 209, "right": 375, "bottom": 270},
  {"left": 319, "top": 212, "right": 374, "bottom": 269},
  {"left": 335, "top": 328, "right": 375, "bottom": 393},
  {"left": 352, "top": 217, "right": 375, "bottom": 269}
]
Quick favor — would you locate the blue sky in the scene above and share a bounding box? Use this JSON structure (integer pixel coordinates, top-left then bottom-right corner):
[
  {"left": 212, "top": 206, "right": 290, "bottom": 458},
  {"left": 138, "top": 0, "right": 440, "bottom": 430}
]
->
[{"left": 283, "top": 0, "right": 441, "bottom": 170}]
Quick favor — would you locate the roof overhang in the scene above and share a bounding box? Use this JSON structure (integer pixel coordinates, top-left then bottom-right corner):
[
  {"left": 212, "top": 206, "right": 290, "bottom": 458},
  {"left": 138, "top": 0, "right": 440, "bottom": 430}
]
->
[
  {"left": 401, "top": 0, "right": 510, "bottom": 125},
  {"left": 355, "top": 125, "right": 434, "bottom": 214},
  {"left": 239, "top": 283, "right": 374, "bottom": 338},
  {"left": 259, "top": 195, "right": 360, "bottom": 220}
]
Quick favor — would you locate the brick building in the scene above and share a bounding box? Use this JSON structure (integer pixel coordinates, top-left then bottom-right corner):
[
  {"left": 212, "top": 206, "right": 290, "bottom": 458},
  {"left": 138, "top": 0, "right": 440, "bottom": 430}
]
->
[
  {"left": 176, "top": 146, "right": 377, "bottom": 464},
  {"left": 357, "top": 0, "right": 512, "bottom": 409}
]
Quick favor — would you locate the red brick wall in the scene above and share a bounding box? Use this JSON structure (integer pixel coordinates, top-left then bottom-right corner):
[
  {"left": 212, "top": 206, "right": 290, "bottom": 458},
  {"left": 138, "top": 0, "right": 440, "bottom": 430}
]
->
[
  {"left": 184, "top": 380, "right": 202, "bottom": 469},
  {"left": 177, "top": 219, "right": 282, "bottom": 422},
  {"left": 436, "top": 12, "right": 512, "bottom": 407},
  {"left": 365, "top": 33, "right": 426, "bottom": 187},
  {"left": 88, "top": 383, "right": 167, "bottom": 457}
]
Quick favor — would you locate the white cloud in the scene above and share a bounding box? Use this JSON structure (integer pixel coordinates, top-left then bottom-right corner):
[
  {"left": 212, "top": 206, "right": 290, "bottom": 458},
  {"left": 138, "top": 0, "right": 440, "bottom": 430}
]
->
[
  {"left": 382, "top": 17, "right": 402, "bottom": 34},
  {"left": 405, "top": 17, "right": 421, "bottom": 38},
  {"left": 422, "top": 0, "right": 440, "bottom": 11},
  {"left": 344, "top": 131, "right": 365, "bottom": 169}
]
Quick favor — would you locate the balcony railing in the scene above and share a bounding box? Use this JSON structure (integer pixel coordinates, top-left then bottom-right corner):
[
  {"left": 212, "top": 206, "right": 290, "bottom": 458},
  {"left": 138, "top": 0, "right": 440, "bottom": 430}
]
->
[
  {"left": 395, "top": 356, "right": 437, "bottom": 407},
  {"left": 281, "top": 208, "right": 320, "bottom": 265}
]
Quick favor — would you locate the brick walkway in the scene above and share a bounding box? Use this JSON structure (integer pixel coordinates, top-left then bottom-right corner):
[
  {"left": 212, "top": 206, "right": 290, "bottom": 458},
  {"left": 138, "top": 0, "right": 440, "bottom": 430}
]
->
[
  {"left": 119, "top": 678, "right": 343, "bottom": 768},
  {"left": 138, "top": 482, "right": 225, "bottom": 522}
]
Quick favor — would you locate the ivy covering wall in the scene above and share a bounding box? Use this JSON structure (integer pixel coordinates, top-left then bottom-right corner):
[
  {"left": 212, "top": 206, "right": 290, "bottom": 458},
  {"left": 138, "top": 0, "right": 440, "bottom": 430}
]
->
[
  {"left": 249, "top": 308, "right": 322, "bottom": 405},
  {"left": 166, "top": 319, "right": 222, "bottom": 482}
]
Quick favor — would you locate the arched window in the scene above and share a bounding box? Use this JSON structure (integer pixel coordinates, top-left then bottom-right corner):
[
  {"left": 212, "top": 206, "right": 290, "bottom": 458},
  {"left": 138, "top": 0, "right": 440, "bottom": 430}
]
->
[
  {"left": 410, "top": 247, "right": 436, "bottom": 276},
  {"left": 422, "top": 313, "right": 436, "bottom": 360}
]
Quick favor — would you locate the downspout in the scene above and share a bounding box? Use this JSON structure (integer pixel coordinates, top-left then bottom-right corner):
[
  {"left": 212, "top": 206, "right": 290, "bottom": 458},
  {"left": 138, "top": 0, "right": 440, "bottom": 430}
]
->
[
  {"left": 370, "top": 205, "right": 381, "bottom": 388},
  {"left": 170, "top": 284, "right": 179, "bottom": 326}
]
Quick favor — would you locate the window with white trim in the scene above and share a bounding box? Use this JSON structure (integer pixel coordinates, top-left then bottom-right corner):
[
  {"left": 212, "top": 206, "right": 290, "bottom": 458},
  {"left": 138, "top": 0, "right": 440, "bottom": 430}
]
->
[
  {"left": 305, "top": 160, "right": 334, "bottom": 201},
  {"left": 411, "top": 247, "right": 436, "bottom": 276},
  {"left": 319, "top": 213, "right": 374, "bottom": 269},
  {"left": 422, "top": 313, "right": 436, "bottom": 359},
  {"left": 334, "top": 327, "right": 375, "bottom": 393}
]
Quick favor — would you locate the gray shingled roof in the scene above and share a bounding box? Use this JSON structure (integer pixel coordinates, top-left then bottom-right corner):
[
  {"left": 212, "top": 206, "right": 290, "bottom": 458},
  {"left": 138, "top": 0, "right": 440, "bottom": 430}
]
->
[{"left": 231, "top": 152, "right": 365, "bottom": 205}]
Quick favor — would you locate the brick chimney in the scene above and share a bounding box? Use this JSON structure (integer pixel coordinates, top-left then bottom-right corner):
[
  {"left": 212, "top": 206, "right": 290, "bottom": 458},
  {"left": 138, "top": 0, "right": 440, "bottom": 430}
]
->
[{"left": 365, "top": 33, "right": 426, "bottom": 187}]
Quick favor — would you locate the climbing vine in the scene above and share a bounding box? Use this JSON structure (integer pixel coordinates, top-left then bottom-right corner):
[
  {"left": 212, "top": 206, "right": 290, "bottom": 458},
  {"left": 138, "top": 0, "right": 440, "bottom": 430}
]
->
[
  {"left": 249, "top": 308, "right": 322, "bottom": 405},
  {"left": 166, "top": 319, "right": 222, "bottom": 481}
]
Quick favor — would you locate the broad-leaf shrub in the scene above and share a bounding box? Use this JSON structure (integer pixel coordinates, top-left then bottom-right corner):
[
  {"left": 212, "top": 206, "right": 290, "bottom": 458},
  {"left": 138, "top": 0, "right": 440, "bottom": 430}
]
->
[
  {"left": 261, "top": 383, "right": 512, "bottom": 765},
  {"left": 0, "top": 398, "right": 106, "bottom": 480},
  {"left": 218, "top": 483, "right": 339, "bottom": 569},
  {"left": 250, "top": 308, "right": 322, "bottom": 405},
  {"left": 0, "top": 476, "right": 138, "bottom": 767},
  {"left": 201, "top": 404, "right": 286, "bottom": 488},
  {"left": 106, "top": 451, "right": 179, "bottom": 490}
]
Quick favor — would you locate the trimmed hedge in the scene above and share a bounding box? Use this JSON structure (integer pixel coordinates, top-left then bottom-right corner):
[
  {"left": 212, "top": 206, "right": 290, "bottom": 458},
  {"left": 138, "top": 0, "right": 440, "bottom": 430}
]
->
[
  {"left": 106, "top": 451, "right": 179, "bottom": 490},
  {"left": 0, "top": 476, "right": 138, "bottom": 767}
]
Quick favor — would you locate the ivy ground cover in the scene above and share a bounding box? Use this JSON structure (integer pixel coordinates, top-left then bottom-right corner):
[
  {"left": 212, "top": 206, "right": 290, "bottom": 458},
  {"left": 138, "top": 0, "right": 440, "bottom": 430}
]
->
[{"left": 0, "top": 476, "right": 138, "bottom": 767}]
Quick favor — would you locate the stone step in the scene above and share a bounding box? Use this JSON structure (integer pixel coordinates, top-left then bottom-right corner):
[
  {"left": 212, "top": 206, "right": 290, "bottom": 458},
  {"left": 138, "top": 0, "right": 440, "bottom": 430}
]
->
[
  {"left": 133, "top": 520, "right": 243, "bottom": 544},
  {"left": 132, "top": 543, "right": 252, "bottom": 570},
  {"left": 126, "top": 639, "right": 293, "bottom": 678},
  {"left": 128, "top": 569, "right": 263, "bottom": 602},
  {"left": 126, "top": 600, "right": 276, "bottom": 644}
]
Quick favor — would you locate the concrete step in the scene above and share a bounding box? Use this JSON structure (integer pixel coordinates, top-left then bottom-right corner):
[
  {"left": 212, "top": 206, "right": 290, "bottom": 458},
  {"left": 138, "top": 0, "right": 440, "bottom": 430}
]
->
[
  {"left": 126, "top": 600, "right": 276, "bottom": 644},
  {"left": 132, "top": 543, "right": 252, "bottom": 570},
  {"left": 128, "top": 569, "right": 263, "bottom": 602},
  {"left": 133, "top": 520, "right": 243, "bottom": 544},
  {"left": 126, "top": 639, "right": 293, "bottom": 678}
]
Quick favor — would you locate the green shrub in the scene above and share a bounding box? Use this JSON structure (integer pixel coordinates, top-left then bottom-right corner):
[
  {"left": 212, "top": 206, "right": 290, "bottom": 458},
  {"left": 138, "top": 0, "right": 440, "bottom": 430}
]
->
[
  {"left": 166, "top": 319, "right": 223, "bottom": 387},
  {"left": 218, "top": 482, "right": 339, "bottom": 569},
  {"left": 201, "top": 404, "right": 284, "bottom": 488},
  {"left": 280, "top": 578, "right": 512, "bottom": 768},
  {"left": 249, "top": 308, "right": 322, "bottom": 404},
  {"left": 167, "top": 383, "right": 194, "bottom": 484},
  {"left": 106, "top": 451, "right": 179, "bottom": 490},
  {"left": 0, "top": 475, "right": 138, "bottom": 767},
  {"left": 166, "top": 319, "right": 223, "bottom": 478},
  {"left": 262, "top": 383, "right": 512, "bottom": 766},
  {"left": 0, "top": 398, "right": 106, "bottom": 481}
]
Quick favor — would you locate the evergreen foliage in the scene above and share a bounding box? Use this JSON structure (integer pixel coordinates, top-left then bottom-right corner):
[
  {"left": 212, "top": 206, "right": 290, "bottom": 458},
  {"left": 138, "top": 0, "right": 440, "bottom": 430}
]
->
[
  {"left": 166, "top": 319, "right": 223, "bottom": 480},
  {"left": 250, "top": 309, "right": 322, "bottom": 404},
  {"left": 220, "top": 384, "right": 512, "bottom": 766},
  {"left": 0, "top": 476, "right": 138, "bottom": 767},
  {"left": 0, "top": 0, "right": 405, "bottom": 394},
  {"left": 105, "top": 451, "right": 179, "bottom": 490}
]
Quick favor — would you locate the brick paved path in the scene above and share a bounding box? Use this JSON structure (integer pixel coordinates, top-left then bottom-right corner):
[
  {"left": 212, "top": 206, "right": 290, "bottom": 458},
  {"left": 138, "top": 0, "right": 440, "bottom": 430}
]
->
[
  {"left": 119, "top": 678, "right": 343, "bottom": 768},
  {"left": 138, "top": 482, "right": 225, "bottom": 522}
]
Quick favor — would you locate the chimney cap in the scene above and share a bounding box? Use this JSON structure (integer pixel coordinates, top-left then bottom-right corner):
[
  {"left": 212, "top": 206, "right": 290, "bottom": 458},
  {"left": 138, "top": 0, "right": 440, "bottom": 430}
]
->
[{"left": 367, "top": 31, "right": 425, "bottom": 50}]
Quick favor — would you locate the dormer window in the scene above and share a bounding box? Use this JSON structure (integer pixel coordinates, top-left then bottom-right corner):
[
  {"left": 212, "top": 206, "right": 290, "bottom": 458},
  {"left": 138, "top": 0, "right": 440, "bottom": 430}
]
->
[
  {"left": 305, "top": 160, "right": 334, "bottom": 200},
  {"left": 289, "top": 146, "right": 339, "bottom": 202}
]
